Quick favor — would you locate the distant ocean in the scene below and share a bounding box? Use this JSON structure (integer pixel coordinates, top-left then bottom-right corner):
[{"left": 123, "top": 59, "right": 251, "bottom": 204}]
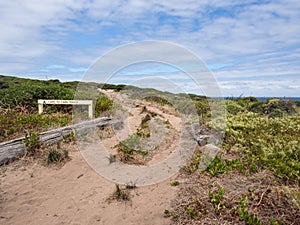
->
[
  {"left": 256, "top": 97, "right": 300, "bottom": 101},
  {"left": 222, "top": 97, "right": 300, "bottom": 101}
]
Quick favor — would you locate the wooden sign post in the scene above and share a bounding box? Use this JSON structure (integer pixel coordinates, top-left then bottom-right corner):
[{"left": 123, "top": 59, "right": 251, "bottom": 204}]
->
[{"left": 38, "top": 99, "right": 93, "bottom": 119}]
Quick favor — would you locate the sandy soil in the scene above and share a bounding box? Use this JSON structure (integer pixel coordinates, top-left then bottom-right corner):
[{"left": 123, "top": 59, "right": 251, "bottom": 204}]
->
[
  {"left": 0, "top": 90, "right": 186, "bottom": 225},
  {"left": 0, "top": 149, "right": 179, "bottom": 225}
]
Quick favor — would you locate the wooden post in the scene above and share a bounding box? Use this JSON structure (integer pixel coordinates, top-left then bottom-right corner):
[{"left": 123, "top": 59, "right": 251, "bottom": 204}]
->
[{"left": 38, "top": 103, "right": 43, "bottom": 114}]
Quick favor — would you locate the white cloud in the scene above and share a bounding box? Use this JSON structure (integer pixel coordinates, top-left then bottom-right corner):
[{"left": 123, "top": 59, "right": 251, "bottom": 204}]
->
[{"left": 0, "top": 0, "right": 299, "bottom": 96}]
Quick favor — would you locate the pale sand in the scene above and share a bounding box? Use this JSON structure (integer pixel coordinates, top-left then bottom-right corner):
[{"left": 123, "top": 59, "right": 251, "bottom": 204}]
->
[{"left": 0, "top": 90, "right": 188, "bottom": 225}]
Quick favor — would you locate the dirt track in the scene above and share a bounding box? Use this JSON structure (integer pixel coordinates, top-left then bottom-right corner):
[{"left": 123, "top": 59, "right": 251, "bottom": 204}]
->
[{"left": 0, "top": 90, "right": 186, "bottom": 225}]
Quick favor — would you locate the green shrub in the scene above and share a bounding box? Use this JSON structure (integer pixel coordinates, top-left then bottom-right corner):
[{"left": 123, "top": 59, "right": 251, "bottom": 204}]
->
[
  {"left": 224, "top": 112, "right": 300, "bottom": 183},
  {"left": 23, "top": 131, "right": 41, "bottom": 156},
  {"left": 0, "top": 109, "right": 72, "bottom": 142},
  {"left": 141, "top": 114, "right": 151, "bottom": 128},
  {"left": 47, "top": 149, "right": 69, "bottom": 164},
  {"left": 250, "top": 99, "right": 296, "bottom": 117},
  {"left": 94, "top": 94, "right": 113, "bottom": 117},
  {"left": 0, "top": 83, "right": 74, "bottom": 111}
]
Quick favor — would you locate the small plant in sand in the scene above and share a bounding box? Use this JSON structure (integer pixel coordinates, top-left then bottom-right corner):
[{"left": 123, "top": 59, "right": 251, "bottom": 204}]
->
[
  {"left": 23, "top": 131, "right": 41, "bottom": 156},
  {"left": 232, "top": 189, "right": 261, "bottom": 225},
  {"left": 208, "top": 187, "right": 228, "bottom": 212},
  {"left": 63, "top": 131, "right": 75, "bottom": 143},
  {"left": 184, "top": 206, "right": 200, "bottom": 219},
  {"left": 141, "top": 114, "right": 151, "bottom": 128},
  {"left": 164, "top": 209, "right": 179, "bottom": 219},
  {"left": 170, "top": 181, "right": 180, "bottom": 186},
  {"left": 47, "top": 148, "right": 69, "bottom": 164},
  {"left": 112, "top": 184, "right": 130, "bottom": 201},
  {"left": 114, "top": 134, "right": 148, "bottom": 163}
]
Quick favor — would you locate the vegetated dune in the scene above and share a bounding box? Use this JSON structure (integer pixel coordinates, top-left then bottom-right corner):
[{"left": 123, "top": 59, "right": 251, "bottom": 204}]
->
[
  {"left": 0, "top": 90, "right": 186, "bottom": 225},
  {"left": 0, "top": 85, "right": 299, "bottom": 225}
]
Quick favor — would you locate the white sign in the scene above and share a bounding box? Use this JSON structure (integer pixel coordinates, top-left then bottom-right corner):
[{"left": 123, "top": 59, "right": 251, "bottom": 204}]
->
[{"left": 38, "top": 99, "right": 93, "bottom": 118}]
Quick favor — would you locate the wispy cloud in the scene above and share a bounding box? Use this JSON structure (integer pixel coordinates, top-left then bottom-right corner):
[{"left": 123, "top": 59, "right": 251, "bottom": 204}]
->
[{"left": 0, "top": 0, "right": 299, "bottom": 96}]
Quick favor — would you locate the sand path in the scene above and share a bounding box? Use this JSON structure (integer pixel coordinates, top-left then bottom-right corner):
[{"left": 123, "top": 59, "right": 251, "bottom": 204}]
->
[{"left": 0, "top": 90, "right": 188, "bottom": 225}]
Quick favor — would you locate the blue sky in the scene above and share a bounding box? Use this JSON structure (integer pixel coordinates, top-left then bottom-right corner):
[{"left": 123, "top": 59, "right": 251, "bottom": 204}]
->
[{"left": 0, "top": 0, "right": 299, "bottom": 97}]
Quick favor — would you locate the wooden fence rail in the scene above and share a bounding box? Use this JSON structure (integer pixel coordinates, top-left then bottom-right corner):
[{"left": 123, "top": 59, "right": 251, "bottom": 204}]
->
[{"left": 0, "top": 117, "right": 122, "bottom": 165}]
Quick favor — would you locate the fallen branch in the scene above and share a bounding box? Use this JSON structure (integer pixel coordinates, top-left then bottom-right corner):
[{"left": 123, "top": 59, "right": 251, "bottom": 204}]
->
[{"left": 0, "top": 117, "right": 122, "bottom": 165}]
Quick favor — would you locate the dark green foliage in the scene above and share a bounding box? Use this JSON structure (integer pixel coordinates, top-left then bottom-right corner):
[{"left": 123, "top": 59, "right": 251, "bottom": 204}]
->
[
  {"left": 141, "top": 114, "right": 151, "bottom": 128},
  {"left": 0, "top": 76, "right": 74, "bottom": 111},
  {"left": 23, "top": 131, "right": 41, "bottom": 156},
  {"left": 184, "top": 206, "right": 200, "bottom": 219},
  {"left": 170, "top": 181, "right": 180, "bottom": 186},
  {"left": 0, "top": 109, "right": 71, "bottom": 142},
  {"left": 100, "top": 83, "right": 126, "bottom": 92},
  {"left": 47, "top": 149, "right": 69, "bottom": 164},
  {"left": 250, "top": 99, "right": 296, "bottom": 117},
  {"left": 94, "top": 93, "right": 114, "bottom": 117},
  {"left": 144, "top": 96, "right": 172, "bottom": 106},
  {"left": 205, "top": 156, "right": 243, "bottom": 176},
  {"left": 232, "top": 190, "right": 261, "bottom": 225}
]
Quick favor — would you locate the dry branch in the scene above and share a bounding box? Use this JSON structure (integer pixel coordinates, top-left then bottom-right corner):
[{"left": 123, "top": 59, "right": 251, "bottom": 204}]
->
[{"left": 0, "top": 117, "right": 122, "bottom": 165}]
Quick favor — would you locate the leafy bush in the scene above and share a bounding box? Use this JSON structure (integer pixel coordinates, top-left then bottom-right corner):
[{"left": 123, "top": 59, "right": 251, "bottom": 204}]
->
[
  {"left": 0, "top": 83, "right": 74, "bottom": 111},
  {"left": 250, "top": 99, "right": 296, "bottom": 117},
  {"left": 224, "top": 112, "right": 300, "bottom": 183},
  {"left": 144, "top": 96, "right": 172, "bottom": 106},
  {"left": 0, "top": 109, "right": 71, "bottom": 142},
  {"left": 23, "top": 131, "right": 41, "bottom": 156},
  {"left": 94, "top": 93, "right": 114, "bottom": 117}
]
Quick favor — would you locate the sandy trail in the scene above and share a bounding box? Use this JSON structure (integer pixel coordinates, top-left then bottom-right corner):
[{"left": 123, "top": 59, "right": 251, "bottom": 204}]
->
[
  {"left": 0, "top": 90, "right": 187, "bottom": 225},
  {"left": 0, "top": 149, "right": 177, "bottom": 225}
]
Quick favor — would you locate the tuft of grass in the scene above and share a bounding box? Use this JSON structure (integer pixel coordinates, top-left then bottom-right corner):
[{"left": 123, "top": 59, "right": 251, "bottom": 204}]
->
[
  {"left": 170, "top": 181, "right": 180, "bottom": 186},
  {"left": 63, "top": 131, "right": 75, "bottom": 143},
  {"left": 47, "top": 148, "right": 69, "bottom": 164},
  {"left": 141, "top": 114, "right": 151, "bottom": 128},
  {"left": 112, "top": 184, "right": 130, "bottom": 201},
  {"left": 114, "top": 133, "right": 148, "bottom": 162},
  {"left": 184, "top": 206, "right": 200, "bottom": 219}
]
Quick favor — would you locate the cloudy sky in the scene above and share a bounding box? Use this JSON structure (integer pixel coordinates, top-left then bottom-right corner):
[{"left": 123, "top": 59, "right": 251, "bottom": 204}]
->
[{"left": 0, "top": 0, "right": 299, "bottom": 97}]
